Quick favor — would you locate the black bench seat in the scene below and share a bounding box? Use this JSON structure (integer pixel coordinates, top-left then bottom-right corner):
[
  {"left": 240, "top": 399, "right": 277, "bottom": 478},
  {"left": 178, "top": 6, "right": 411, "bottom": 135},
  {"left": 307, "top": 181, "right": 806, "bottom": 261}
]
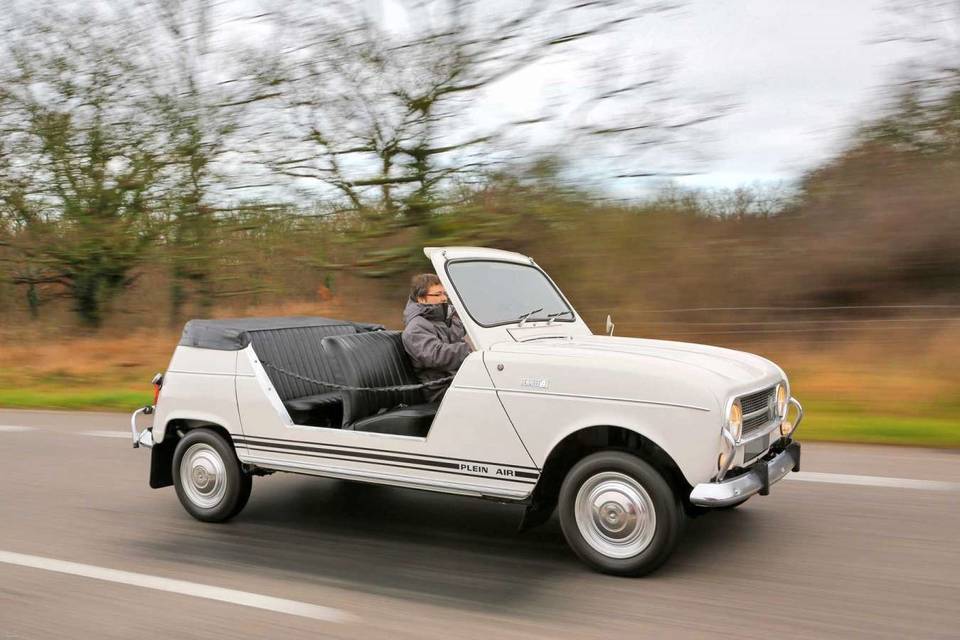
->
[{"left": 321, "top": 331, "right": 439, "bottom": 438}]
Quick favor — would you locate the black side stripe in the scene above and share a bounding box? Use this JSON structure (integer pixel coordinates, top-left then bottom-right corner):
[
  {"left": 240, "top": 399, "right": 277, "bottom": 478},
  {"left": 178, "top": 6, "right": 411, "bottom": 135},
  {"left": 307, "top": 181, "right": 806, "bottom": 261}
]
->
[
  {"left": 233, "top": 437, "right": 540, "bottom": 481},
  {"left": 235, "top": 433, "right": 541, "bottom": 473},
  {"left": 240, "top": 444, "right": 538, "bottom": 485}
]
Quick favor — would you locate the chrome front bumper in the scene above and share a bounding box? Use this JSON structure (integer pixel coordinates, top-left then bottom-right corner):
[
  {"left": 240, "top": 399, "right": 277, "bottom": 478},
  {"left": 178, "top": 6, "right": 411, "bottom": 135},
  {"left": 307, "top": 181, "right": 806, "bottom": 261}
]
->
[
  {"left": 689, "top": 441, "right": 801, "bottom": 507},
  {"left": 130, "top": 406, "right": 155, "bottom": 449}
]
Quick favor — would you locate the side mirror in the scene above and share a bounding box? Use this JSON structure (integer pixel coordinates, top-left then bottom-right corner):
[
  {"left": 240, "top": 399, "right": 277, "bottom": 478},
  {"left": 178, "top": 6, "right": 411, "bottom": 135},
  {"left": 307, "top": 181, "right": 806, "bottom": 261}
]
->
[{"left": 605, "top": 314, "right": 615, "bottom": 337}]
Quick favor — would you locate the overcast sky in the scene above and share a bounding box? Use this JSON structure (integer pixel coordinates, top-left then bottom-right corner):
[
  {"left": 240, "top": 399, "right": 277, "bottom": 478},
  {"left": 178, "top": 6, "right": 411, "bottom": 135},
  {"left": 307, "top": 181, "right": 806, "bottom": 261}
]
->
[
  {"left": 474, "top": 0, "right": 920, "bottom": 194},
  {"left": 656, "top": 0, "right": 916, "bottom": 190}
]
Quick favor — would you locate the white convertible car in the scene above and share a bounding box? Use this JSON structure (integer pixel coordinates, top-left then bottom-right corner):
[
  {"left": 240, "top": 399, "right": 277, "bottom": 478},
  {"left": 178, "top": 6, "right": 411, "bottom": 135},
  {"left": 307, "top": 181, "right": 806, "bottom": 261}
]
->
[{"left": 132, "top": 246, "right": 803, "bottom": 576}]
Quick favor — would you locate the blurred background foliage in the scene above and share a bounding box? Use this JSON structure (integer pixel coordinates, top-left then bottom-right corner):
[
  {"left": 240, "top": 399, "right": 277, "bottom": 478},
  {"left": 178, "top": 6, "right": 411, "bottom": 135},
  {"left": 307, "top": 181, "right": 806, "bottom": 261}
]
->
[{"left": 0, "top": 0, "right": 957, "bottom": 445}]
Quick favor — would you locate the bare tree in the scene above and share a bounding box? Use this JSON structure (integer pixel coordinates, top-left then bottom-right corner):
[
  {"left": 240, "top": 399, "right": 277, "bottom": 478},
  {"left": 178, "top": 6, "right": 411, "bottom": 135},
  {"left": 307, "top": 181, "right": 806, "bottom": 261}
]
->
[
  {"left": 871, "top": 0, "right": 960, "bottom": 152},
  {"left": 0, "top": 6, "right": 164, "bottom": 327},
  {"left": 252, "top": 1, "right": 687, "bottom": 220},
  {"left": 142, "top": 0, "right": 252, "bottom": 324}
]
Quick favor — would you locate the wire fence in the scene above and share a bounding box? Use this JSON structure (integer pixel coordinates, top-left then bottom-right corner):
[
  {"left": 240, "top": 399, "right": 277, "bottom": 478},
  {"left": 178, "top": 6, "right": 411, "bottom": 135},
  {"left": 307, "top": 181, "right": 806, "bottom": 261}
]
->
[{"left": 608, "top": 304, "right": 960, "bottom": 342}]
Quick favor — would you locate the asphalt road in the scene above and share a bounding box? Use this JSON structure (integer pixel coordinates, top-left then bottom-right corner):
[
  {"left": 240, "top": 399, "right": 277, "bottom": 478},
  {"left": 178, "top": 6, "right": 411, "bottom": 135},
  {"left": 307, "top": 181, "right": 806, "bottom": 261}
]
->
[{"left": 1, "top": 409, "right": 958, "bottom": 640}]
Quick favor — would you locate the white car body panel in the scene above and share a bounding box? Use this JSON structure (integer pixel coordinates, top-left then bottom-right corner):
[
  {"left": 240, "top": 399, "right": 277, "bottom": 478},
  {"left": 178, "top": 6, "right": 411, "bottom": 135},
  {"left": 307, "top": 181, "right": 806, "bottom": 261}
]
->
[{"left": 152, "top": 347, "right": 242, "bottom": 442}]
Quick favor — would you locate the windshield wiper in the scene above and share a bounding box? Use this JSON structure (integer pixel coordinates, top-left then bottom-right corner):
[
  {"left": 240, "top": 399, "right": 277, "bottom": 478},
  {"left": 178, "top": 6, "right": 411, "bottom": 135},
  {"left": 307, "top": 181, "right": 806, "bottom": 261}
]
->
[
  {"left": 546, "top": 310, "right": 573, "bottom": 325},
  {"left": 516, "top": 307, "right": 543, "bottom": 327}
]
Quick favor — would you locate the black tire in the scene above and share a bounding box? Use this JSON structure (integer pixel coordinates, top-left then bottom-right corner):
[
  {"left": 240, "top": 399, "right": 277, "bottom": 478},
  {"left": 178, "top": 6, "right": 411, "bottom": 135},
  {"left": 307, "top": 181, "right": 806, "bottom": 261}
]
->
[
  {"left": 172, "top": 428, "right": 252, "bottom": 523},
  {"left": 558, "top": 451, "right": 683, "bottom": 577}
]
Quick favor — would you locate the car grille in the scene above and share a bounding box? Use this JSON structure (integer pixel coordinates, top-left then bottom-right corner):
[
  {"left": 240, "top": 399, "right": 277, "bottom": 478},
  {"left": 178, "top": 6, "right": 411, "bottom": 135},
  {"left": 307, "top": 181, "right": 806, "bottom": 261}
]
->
[{"left": 740, "top": 386, "right": 776, "bottom": 438}]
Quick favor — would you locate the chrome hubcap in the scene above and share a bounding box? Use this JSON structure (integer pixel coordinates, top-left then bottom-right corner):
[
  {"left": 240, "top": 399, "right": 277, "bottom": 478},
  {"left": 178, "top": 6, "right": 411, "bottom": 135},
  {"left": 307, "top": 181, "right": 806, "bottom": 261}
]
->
[
  {"left": 180, "top": 443, "right": 227, "bottom": 509},
  {"left": 575, "top": 472, "right": 656, "bottom": 558}
]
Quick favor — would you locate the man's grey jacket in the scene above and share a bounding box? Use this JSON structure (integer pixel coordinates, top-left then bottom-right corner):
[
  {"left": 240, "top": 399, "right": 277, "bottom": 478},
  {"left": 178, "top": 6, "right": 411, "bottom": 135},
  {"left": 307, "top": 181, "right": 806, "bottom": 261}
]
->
[{"left": 401, "top": 299, "right": 471, "bottom": 402}]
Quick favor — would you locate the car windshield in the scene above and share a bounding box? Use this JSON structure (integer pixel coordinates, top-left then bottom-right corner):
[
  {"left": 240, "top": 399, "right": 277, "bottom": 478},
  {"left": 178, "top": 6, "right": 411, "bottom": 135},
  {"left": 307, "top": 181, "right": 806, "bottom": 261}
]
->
[{"left": 446, "top": 260, "right": 575, "bottom": 327}]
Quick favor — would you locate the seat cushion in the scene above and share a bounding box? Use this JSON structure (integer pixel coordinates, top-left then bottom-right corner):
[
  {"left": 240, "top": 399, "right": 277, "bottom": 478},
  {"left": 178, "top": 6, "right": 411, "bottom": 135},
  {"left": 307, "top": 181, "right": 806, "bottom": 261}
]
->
[
  {"left": 347, "top": 403, "right": 439, "bottom": 438},
  {"left": 283, "top": 391, "right": 341, "bottom": 412},
  {"left": 321, "top": 331, "right": 426, "bottom": 426},
  {"left": 283, "top": 392, "right": 343, "bottom": 428}
]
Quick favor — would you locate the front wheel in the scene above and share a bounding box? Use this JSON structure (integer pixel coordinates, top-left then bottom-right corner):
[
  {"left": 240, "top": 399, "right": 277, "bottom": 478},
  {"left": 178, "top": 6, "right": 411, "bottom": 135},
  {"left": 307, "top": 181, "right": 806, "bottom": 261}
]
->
[
  {"left": 558, "top": 451, "right": 683, "bottom": 576},
  {"left": 172, "top": 429, "right": 252, "bottom": 522}
]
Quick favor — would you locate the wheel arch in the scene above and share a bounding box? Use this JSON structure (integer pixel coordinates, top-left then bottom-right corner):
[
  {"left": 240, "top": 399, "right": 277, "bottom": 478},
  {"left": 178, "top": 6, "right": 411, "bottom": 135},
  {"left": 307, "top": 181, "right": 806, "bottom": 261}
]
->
[
  {"left": 149, "top": 418, "right": 238, "bottom": 489},
  {"left": 520, "top": 424, "right": 693, "bottom": 529}
]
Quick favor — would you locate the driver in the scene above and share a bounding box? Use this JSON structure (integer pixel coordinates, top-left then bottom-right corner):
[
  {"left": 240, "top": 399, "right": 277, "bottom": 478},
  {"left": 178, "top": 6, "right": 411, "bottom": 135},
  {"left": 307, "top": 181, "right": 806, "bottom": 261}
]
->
[{"left": 401, "top": 274, "right": 471, "bottom": 402}]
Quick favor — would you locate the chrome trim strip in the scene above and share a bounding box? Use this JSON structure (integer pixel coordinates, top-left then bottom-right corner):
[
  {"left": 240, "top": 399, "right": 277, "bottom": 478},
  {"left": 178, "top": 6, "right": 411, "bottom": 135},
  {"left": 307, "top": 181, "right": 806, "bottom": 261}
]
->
[
  {"left": 457, "top": 386, "right": 712, "bottom": 412},
  {"left": 742, "top": 406, "right": 770, "bottom": 420},
  {"left": 717, "top": 427, "right": 737, "bottom": 481},
  {"left": 238, "top": 454, "right": 532, "bottom": 500},
  {"left": 690, "top": 444, "right": 799, "bottom": 507},
  {"left": 740, "top": 418, "right": 783, "bottom": 444}
]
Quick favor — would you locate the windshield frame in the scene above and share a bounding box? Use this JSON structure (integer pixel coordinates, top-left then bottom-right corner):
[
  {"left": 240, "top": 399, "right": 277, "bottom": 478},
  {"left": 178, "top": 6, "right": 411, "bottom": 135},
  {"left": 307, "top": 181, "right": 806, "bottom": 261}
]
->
[{"left": 444, "top": 258, "right": 578, "bottom": 329}]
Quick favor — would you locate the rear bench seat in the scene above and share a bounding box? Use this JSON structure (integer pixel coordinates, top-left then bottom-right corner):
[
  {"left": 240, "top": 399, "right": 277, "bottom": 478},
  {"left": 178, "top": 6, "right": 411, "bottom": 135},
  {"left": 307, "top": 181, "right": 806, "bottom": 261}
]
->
[
  {"left": 248, "top": 323, "right": 362, "bottom": 426},
  {"left": 321, "top": 331, "right": 439, "bottom": 438}
]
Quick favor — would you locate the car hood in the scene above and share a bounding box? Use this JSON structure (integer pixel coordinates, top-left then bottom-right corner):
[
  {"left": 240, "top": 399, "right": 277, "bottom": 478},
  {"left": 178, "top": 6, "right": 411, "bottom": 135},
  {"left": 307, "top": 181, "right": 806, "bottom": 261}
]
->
[
  {"left": 488, "top": 334, "right": 785, "bottom": 403},
  {"left": 563, "top": 336, "right": 778, "bottom": 381}
]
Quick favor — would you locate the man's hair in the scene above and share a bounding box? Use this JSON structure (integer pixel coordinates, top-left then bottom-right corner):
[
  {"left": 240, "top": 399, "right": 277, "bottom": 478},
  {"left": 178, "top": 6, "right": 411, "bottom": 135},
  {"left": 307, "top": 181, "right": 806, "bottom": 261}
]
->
[{"left": 410, "top": 273, "right": 441, "bottom": 301}]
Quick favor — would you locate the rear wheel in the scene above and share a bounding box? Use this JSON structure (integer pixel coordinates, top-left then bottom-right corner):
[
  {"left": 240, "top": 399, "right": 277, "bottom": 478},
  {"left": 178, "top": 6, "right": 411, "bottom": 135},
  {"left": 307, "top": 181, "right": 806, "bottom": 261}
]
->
[
  {"left": 558, "top": 451, "right": 683, "bottom": 576},
  {"left": 172, "top": 429, "right": 252, "bottom": 522}
]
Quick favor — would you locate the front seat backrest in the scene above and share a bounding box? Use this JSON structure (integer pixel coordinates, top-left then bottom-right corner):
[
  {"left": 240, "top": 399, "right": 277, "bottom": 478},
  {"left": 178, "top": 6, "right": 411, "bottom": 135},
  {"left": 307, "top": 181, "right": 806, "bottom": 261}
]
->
[{"left": 321, "top": 331, "right": 426, "bottom": 425}]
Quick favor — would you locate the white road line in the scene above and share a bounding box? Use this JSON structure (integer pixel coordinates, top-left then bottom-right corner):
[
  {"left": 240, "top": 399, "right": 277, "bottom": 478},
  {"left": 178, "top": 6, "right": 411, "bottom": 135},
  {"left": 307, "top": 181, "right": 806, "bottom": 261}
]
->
[
  {"left": 0, "top": 550, "right": 354, "bottom": 623},
  {"left": 0, "top": 425, "right": 35, "bottom": 433},
  {"left": 80, "top": 430, "right": 133, "bottom": 439},
  {"left": 788, "top": 471, "right": 960, "bottom": 492}
]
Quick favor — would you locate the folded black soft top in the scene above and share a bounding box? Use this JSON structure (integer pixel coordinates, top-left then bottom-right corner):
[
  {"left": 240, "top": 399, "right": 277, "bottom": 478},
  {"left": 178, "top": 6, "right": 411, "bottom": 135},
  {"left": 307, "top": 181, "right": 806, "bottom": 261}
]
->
[{"left": 179, "top": 316, "right": 384, "bottom": 351}]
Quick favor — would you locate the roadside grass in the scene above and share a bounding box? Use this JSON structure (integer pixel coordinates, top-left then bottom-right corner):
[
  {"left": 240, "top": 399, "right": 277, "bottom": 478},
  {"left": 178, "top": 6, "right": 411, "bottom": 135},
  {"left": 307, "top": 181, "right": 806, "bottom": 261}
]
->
[
  {"left": 798, "top": 402, "right": 959, "bottom": 448},
  {"left": 0, "top": 388, "right": 151, "bottom": 411}
]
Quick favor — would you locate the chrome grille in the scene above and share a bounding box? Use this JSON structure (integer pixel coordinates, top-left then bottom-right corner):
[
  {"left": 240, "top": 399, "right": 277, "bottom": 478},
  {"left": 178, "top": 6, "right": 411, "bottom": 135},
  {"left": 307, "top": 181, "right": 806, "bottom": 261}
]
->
[{"left": 740, "top": 386, "right": 776, "bottom": 438}]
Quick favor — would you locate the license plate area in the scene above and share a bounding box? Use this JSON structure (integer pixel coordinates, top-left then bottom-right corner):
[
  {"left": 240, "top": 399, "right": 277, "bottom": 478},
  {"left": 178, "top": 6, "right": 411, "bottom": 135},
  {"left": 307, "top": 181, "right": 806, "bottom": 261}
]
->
[{"left": 743, "top": 435, "right": 770, "bottom": 462}]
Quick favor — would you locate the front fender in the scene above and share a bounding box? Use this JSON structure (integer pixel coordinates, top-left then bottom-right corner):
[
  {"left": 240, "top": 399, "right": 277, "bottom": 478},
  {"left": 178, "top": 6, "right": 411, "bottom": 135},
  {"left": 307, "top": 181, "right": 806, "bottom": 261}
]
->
[{"left": 499, "top": 392, "right": 721, "bottom": 487}]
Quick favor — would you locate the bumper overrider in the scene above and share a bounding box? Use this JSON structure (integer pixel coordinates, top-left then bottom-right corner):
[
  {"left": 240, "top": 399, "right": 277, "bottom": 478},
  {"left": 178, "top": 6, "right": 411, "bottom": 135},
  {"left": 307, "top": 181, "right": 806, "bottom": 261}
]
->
[
  {"left": 689, "top": 440, "right": 800, "bottom": 507},
  {"left": 689, "top": 396, "right": 803, "bottom": 507},
  {"left": 130, "top": 406, "right": 155, "bottom": 449}
]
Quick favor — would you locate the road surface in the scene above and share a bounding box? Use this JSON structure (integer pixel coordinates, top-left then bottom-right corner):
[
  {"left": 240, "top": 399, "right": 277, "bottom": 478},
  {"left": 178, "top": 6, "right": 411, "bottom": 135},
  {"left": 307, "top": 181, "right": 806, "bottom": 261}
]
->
[{"left": 1, "top": 409, "right": 958, "bottom": 639}]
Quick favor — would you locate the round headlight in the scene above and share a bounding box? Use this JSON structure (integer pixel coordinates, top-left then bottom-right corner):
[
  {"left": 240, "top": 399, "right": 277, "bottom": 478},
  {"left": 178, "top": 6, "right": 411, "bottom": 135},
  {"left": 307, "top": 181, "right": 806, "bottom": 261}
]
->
[
  {"left": 727, "top": 399, "right": 743, "bottom": 442},
  {"left": 776, "top": 383, "right": 788, "bottom": 418}
]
